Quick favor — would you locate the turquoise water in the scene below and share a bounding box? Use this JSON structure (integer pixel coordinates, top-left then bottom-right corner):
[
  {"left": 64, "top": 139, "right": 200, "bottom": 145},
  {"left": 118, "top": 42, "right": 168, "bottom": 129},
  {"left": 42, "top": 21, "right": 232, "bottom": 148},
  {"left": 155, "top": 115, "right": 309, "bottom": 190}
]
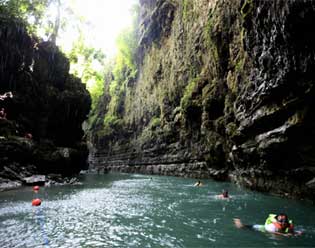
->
[{"left": 0, "top": 173, "right": 315, "bottom": 247}]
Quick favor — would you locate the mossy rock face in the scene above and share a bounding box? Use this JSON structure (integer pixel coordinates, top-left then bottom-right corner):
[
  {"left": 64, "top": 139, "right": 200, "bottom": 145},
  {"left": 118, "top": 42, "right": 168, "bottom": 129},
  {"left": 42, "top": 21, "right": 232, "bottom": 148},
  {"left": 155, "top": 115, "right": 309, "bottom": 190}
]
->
[{"left": 91, "top": 0, "right": 315, "bottom": 200}]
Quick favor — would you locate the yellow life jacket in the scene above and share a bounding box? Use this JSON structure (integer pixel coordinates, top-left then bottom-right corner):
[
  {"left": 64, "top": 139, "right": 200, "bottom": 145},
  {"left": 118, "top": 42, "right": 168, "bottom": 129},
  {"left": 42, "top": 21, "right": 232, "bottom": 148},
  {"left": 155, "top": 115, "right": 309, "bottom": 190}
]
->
[
  {"left": 265, "top": 214, "right": 277, "bottom": 225},
  {"left": 265, "top": 214, "right": 293, "bottom": 233}
]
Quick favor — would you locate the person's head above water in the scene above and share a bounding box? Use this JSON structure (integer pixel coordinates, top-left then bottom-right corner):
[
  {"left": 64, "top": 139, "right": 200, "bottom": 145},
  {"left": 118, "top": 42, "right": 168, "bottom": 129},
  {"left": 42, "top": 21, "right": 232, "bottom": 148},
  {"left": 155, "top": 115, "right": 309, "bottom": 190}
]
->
[
  {"left": 194, "top": 180, "right": 203, "bottom": 186},
  {"left": 269, "top": 213, "right": 293, "bottom": 232},
  {"left": 222, "top": 190, "right": 228, "bottom": 198},
  {"left": 276, "top": 214, "right": 289, "bottom": 225}
]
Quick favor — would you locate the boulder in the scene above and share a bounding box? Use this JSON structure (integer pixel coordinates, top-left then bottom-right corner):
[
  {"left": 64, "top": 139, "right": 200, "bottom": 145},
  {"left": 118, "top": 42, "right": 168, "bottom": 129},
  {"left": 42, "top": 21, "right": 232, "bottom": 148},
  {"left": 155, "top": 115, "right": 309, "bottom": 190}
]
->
[{"left": 23, "top": 175, "right": 46, "bottom": 186}]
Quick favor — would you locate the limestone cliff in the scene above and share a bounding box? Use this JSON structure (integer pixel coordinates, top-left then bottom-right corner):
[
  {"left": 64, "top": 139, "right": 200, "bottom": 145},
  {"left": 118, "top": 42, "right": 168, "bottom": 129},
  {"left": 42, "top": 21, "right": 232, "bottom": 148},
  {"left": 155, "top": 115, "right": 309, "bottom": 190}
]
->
[
  {"left": 90, "top": 0, "right": 315, "bottom": 201},
  {"left": 0, "top": 16, "right": 91, "bottom": 188}
]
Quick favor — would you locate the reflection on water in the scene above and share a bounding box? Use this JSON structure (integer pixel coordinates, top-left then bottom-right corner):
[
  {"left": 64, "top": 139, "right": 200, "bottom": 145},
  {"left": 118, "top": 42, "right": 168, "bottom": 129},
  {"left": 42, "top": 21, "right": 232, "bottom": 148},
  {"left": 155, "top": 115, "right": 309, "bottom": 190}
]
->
[{"left": 0, "top": 173, "right": 315, "bottom": 247}]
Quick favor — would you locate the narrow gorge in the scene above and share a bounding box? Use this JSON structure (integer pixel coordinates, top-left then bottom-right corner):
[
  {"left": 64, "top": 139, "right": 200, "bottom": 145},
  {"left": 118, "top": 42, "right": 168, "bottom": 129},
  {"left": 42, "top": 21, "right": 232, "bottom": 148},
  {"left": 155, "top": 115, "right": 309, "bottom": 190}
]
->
[
  {"left": 1, "top": 0, "right": 315, "bottom": 202},
  {"left": 89, "top": 0, "right": 315, "bottom": 201}
]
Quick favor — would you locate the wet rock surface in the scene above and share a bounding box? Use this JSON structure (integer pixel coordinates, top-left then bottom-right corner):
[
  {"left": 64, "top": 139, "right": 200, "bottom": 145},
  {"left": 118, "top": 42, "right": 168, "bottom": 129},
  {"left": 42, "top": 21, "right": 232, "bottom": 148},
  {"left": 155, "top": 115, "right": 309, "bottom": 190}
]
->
[
  {"left": 23, "top": 175, "right": 46, "bottom": 186},
  {"left": 90, "top": 0, "right": 315, "bottom": 201}
]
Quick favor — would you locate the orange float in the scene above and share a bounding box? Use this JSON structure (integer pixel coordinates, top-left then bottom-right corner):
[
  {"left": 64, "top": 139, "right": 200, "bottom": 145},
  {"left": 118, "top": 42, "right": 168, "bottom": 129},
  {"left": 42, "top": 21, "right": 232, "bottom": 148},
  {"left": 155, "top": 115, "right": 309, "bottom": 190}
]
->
[{"left": 32, "top": 198, "right": 42, "bottom": 206}]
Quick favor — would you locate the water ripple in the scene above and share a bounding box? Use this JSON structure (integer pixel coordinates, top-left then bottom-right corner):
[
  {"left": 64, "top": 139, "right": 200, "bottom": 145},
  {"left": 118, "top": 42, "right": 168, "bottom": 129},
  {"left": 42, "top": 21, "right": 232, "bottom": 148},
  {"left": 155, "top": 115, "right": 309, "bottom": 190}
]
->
[{"left": 0, "top": 174, "right": 315, "bottom": 247}]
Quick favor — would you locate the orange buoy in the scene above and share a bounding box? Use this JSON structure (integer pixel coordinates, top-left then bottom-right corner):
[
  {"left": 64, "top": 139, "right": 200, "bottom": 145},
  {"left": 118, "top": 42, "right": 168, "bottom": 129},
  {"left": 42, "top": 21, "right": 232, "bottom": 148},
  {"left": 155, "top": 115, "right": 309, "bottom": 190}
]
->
[
  {"left": 33, "top": 186, "right": 40, "bottom": 191},
  {"left": 32, "top": 198, "right": 42, "bottom": 206}
]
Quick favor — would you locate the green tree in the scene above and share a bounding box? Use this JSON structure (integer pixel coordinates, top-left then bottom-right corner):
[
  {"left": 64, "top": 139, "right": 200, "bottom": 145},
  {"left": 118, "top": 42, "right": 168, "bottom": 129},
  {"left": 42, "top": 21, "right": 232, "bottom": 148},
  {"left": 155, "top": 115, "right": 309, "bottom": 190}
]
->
[
  {"left": 100, "top": 3, "right": 139, "bottom": 130},
  {"left": 0, "top": 0, "right": 82, "bottom": 45},
  {"left": 0, "top": 0, "right": 52, "bottom": 34},
  {"left": 48, "top": 0, "right": 60, "bottom": 44},
  {"left": 68, "top": 33, "right": 106, "bottom": 110},
  {"left": 0, "top": 0, "right": 49, "bottom": 20}
]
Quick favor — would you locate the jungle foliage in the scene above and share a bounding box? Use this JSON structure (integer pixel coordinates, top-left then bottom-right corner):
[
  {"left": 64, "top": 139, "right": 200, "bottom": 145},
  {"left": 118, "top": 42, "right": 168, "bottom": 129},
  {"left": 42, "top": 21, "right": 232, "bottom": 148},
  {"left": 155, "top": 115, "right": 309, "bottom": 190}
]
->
[
  {"left": 1, "top": 0, "right": 141, "bottom": 138},
  {"left": 101, "top": 6, "right": 139, "bottom": 130}
]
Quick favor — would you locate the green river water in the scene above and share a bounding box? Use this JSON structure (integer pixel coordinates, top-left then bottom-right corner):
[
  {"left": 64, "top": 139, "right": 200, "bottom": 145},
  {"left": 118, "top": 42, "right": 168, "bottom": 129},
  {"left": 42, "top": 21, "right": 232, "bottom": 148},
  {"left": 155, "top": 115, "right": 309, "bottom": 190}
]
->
[{"left": 0, "top": 173, "right": 315, "bottom": 247}]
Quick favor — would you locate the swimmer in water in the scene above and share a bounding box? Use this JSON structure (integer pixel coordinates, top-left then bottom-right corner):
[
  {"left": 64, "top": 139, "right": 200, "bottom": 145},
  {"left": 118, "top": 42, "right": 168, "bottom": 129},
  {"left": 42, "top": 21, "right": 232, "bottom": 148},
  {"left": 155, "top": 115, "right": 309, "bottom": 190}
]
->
[
  {"left": 233, "top": 213, "right": 302, "bottom": 236},
  {"left": 194, "top": 180, "right": 203, "bottom": 187},
  {"left": 217, "top": 189, "right": 229, "bottom": 199}
]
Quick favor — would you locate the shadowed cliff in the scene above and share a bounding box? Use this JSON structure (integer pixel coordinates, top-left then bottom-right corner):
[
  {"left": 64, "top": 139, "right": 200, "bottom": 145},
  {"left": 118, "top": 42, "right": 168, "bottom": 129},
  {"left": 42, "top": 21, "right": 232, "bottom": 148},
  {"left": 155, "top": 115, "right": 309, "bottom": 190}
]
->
[{"left": 0, "top": 15, "right": 91, "bottom": 188}]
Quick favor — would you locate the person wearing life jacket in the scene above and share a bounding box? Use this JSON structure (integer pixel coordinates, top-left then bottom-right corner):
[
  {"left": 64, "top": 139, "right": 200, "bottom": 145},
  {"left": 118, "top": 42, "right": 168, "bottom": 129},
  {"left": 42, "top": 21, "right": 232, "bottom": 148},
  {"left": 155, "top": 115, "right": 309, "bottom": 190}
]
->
[
  {"left": 234, "top": 213, "right": 296, "bottom": 236},
  {"left": 264, "top": 213, "right": 294, "bottom": 234}
]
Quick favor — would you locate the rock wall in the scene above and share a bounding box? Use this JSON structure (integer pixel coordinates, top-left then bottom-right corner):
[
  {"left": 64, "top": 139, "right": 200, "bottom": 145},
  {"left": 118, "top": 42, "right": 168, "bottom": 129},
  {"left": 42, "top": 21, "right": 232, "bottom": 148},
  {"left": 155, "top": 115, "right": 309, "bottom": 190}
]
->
[
  {"left": 91, "top": 0, "right": 315, "bottom": 201},
  {"left": 0, "top": 16, "right": 91, "bottom": 188}
]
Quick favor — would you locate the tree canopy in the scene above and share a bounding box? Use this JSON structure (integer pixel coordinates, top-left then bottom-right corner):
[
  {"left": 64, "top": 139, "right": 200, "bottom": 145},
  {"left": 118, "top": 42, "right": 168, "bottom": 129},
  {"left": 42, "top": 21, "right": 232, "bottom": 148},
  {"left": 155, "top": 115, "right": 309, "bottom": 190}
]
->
[{"left": 1, "top": 0, "right": 141, "bottom": 134}]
